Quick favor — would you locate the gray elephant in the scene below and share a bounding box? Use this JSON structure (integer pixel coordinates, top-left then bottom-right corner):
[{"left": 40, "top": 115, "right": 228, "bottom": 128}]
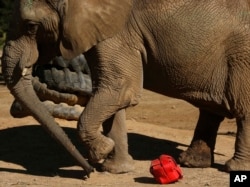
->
[{"left": 2, "top": 0, "right": 250, "bottom": 176}]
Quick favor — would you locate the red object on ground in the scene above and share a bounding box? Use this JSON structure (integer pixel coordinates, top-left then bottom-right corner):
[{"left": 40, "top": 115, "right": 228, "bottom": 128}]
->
[{"left": 150, "top": 154, "right": 183, "bottom": 184}]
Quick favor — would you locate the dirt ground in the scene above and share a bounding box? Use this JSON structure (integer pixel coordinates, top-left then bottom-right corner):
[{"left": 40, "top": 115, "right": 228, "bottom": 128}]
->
[{"left": 0, "top": 50, "right": 236, "bottom": 187}]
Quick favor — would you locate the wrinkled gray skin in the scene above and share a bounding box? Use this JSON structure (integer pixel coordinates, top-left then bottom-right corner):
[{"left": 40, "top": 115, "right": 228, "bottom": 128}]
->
[
  {"left": 2, "top": 0, "right": 250, "bottom": 175},
  {"left": 11, "top": 54, "right": 92, "bottom": 120}
]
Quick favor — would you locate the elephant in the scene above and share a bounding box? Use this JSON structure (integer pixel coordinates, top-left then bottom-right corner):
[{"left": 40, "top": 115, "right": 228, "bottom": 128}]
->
[{"left": 2, "top": 0, "right": 250, "bottom": 176}]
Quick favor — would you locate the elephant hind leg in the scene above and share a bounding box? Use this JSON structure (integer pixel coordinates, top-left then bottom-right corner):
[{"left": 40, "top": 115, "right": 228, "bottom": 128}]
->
[
  {"left": 179, "top": 109, "right": 224, "bottom": 167},
  {"left": 225, "top": 115, "right": 250, "bottom": 171}
]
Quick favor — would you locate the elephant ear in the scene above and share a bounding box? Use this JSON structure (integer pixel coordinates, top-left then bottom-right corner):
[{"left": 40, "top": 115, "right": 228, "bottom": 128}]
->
[{"left": 59, "top": 0, "right": 133, "bottom": 59}]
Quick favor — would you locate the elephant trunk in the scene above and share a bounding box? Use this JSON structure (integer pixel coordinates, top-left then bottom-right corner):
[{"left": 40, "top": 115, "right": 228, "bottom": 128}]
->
[{"left": 2, "top": 38, "right": 93, "bottom": 176}]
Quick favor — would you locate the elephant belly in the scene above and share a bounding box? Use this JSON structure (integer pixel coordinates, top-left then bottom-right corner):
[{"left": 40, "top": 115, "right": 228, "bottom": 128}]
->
[{"left": 143, "top": 60, "right": 232, "bottom": 118}]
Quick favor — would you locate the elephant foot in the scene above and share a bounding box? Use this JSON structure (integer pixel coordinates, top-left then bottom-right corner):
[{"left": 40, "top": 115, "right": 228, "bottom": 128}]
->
[
  {"left": 101, "top": 154, "right": 135, "bottom": 174},
  {"left": 178, "top": 140, "right": 212, "bottom": 167},
  {"left": 86, "top": 135, "right": 115, "bottom": 163},
  {"left": 225, "top": 157, "right": 250, "bottom": 171}
]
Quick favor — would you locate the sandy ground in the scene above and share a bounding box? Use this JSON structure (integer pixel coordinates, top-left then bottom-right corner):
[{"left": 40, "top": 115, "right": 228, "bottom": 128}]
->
[{"left": 0, "top": 74, "right": 237, "bottom": 187}]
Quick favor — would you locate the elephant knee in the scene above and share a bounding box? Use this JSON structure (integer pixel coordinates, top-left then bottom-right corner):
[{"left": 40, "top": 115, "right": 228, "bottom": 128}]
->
[{"left": 119, "top": 86, "right": 142, "bottom": 107}]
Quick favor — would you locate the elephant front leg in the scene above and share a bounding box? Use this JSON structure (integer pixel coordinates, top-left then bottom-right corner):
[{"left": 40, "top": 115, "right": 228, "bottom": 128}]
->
[
  {"left": 179, "top": 109, "right": 224, "bottom": 167},
  {"left": 77, "top": 89, "right": 125, "bottom": 163},
  {"left": 101, "top": 109, "right": 134, "bottom": 173},
  {"left": 225, "top": 115, "right": 250, "bottom": 171}
]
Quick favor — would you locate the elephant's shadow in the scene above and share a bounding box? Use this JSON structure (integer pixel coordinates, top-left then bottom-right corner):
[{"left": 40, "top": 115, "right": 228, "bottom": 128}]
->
[
  {"left": 0, "top": 74, "right": 6, "bottom": 85},
  {"left": 0, "top": 125, "right": 185, "bottom": 178}
]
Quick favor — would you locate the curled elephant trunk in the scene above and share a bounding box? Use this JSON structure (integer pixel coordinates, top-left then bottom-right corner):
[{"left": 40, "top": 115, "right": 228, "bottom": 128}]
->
[{"left": 2, "top": 38, "right": 93, "bottom": 176}]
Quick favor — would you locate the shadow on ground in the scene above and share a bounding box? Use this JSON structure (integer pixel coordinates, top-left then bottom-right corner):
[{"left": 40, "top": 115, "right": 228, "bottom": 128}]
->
[
  {"left": 0, "top": 125, "right": 88, "bottom": 179},
  {"left": 0, "top": 125, "right": 186, "bottom": 179},
  {"left": 0, "top": 73, "right": 5, "bottom": 85},
  {"left": 128, "top": 132, "right": 186, "bottom": 160}
]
